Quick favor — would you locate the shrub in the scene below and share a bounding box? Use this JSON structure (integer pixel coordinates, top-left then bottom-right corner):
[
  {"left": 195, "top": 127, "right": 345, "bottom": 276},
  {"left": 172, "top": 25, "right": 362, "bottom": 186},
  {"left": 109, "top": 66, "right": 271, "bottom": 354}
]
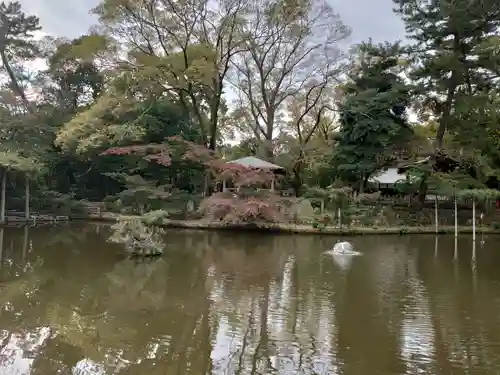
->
[
  {"left": 142, "top": 210, "right": 169, "bottom": 225},
  {"left": 108, "top": 218, "right": 165, "bottom": 256},
  {"left": 198, "top": 192, "right": 285, "bottom": 224}
]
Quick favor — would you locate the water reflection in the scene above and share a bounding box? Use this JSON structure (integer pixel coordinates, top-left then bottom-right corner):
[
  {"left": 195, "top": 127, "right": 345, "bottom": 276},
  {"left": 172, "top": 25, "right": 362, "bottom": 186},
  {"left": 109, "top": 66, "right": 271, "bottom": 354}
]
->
[
  {"left": 454, "top": 236, "right": 458, "bottom": 260},
  {"left": 329, "top": 252, "right": 353, "bottom": 271},
  {"left": 0, "top": 228, "right": 3, "bottom": 270},
  {"left": 0, "top": 226, "right": 500, "bottom": 373}
]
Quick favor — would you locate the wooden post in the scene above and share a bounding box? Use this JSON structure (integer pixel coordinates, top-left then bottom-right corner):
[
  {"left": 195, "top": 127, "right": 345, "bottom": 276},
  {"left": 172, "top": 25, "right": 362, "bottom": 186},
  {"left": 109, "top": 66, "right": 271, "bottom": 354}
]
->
[
  {"left": 472, "top": 197, "right": 476, "bottom": 242},
  {"left": 222, "top": 179, "right": 227, "bottom": 192},
  {"left": 337, "top": 207, "right": 341, "bottom": 227},
  {"left": 25, "top": 174, "right": 30, "bottom": 220},
  {"left": 454, "top": 197, "right": 458, "bottom": 238},
  {"left": 270, "top": 177, "right": 275, "bottom": 192},
  {"left": 320, "top": 199, "right": 325, "bottom": 214},
  {"left": 0, "top": 169, "right": 6, "bottom": 223},
  {"left": 434, "top": 196, "right": 438, "bottom": 234}
]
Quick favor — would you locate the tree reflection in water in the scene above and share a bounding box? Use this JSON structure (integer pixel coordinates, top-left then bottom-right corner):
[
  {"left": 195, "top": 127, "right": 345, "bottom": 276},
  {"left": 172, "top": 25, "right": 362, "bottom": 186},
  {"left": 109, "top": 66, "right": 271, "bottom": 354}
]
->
[{"left": 1, "top": 227, "right": 500, "bottom": 373}]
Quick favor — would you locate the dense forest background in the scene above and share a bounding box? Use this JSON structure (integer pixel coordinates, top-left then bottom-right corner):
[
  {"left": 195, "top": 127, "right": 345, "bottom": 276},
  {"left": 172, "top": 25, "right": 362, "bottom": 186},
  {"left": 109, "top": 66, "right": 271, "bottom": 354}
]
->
[{"left": 1, "top": 0, "right": 500, "bottom": 219}]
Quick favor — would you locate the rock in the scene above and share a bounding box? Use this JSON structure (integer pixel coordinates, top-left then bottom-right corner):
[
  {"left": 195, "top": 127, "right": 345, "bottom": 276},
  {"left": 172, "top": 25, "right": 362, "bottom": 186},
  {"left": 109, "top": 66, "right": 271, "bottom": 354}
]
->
[
  {"left": 186, "top": 200, "right": 195, "bottom": 213},
  {"left": 294, "top": 199, "right": 314, "bottom": 221}
]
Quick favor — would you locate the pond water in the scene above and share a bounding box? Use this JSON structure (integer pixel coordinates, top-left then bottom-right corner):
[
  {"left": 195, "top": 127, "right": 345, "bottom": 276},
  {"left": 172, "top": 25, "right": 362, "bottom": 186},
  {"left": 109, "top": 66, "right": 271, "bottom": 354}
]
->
[{"left": 1, "top": 223, "right": 500, "bottom": 374}]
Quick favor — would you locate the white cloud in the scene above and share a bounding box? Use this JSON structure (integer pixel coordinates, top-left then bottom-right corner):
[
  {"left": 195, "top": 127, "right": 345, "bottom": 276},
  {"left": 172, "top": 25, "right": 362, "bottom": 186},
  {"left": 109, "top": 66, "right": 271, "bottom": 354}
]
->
[{"left": 18, "top": 0, "right": 99, "bottom": 37}]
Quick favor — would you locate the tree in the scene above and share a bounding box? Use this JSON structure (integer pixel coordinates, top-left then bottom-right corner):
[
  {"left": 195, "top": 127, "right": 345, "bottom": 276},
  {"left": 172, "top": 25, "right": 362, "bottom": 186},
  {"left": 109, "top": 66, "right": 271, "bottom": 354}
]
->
[
  {"left": 333, "top": 41, "right": 413, "bottom": 191},
  {"left": 0, "top": 1, "right": 47, "bottom": 217},
  {"left": 0, "top": 1, "right": 40, "bottom": 114},
  {"left": 393, "top": 0, "right": 500, "bottom": 198},
  {"left": 231, "top": 0, "right": 349, "bottom": 159},
  {"left": 55, "top": 97, "right": 204, "bottom": 200},
  {"left": 93, "top": 0, "right": 245, "bottom": 151},
  {"left": 36, "top": 35, "right": 106, "bottom": 113},
  {"left": 282, "top": 89, "right": 338, "bottom": 196},
  {"left": 393, "top": 0, "right": 500, "bottom": 151}
]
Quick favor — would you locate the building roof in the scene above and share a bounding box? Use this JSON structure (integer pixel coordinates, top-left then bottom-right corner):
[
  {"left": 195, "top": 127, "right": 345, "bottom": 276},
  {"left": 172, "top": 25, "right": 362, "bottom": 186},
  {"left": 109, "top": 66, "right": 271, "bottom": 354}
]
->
[
  {"left": 227, "top": 156, "right": 284, "bottom": 170},
  {"left": 369, "top": 168, "right": 407, "bottom": 185},
  {"left": 397, "top": 156, "right": 431, "bottom": 171}
]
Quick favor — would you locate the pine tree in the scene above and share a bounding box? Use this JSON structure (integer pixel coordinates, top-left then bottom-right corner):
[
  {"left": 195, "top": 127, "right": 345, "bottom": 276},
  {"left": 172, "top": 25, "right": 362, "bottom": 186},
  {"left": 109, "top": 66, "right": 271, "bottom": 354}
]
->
[
  {"left": 0, "top": 1, "right": 41, "bottom": 113},
  {"left": 393, "top": 0, "right": 500, "bottom": 150},
  {"left": 393, "top": 0, "right": 500, "bottom": 192},
  {"left": 333, "top": 42, "right": 413, "bottom": 190}
]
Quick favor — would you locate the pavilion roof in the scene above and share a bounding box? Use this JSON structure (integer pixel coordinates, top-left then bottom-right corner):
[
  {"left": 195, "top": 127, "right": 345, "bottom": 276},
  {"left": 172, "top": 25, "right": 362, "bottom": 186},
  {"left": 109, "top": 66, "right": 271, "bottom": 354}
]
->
[{"left": 227, "top": 156, "right": 284, "bottom": 170}]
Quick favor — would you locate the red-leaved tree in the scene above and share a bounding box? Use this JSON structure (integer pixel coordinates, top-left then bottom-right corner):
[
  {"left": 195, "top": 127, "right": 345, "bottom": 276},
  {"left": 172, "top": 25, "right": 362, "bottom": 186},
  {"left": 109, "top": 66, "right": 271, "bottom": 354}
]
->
[{"left": 101, "top": 137, "right": 286, "bottom": 223}]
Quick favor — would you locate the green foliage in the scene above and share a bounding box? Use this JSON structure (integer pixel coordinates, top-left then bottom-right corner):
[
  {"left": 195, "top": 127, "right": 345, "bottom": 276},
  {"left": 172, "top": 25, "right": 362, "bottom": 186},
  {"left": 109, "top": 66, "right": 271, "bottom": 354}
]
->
[
  {"left": 108, "top": 218, "right": 165, "bottom": 256},
  {"left": 333, "top": 42, "right": 413, "bottom": 185},
  {"left": 303, "top": 186, "right": 352, "bottom": 210},
  {"left": 40, "top": 36, "right": 105, "bottom": 111},
  {"left": 141, "top": 210, "right": 169, "bottom": 225},
  {"left": 104, "top": 173, "right": 171, "bottom": 214},
  {"left": 7, "top": 189, "right": 88, "bottom": 214},
  {"left": 455, "top": 189, "right": 500, "bottom": 202},
  {"left": 52, "top": 98, "right": 204, "bottom": 201},
  {"left": 0, "top": 1, "right": 41, "bottom": 58},
  {"left": 0, "top": 150, "right": 41, "bottom": 173},
  {"left": 394, "top": 0, "right": 500, "bottom": 154}
]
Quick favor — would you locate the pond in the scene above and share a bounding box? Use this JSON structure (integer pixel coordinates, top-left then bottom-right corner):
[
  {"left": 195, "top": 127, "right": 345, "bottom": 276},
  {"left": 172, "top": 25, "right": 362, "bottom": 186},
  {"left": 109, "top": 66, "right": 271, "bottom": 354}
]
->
[{"left": 1, "top": 223, "right": 500, "bottom": 374}]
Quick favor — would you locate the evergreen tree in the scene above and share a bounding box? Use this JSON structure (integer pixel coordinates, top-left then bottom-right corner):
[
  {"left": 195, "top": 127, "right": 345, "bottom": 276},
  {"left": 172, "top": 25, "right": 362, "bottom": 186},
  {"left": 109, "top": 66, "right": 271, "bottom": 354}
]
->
[
  {"left": 393, "top": 0, "right": 500, "bottom": 151},
  {"left": 333, "top": 42, "right": 413, "bottom": 190},
  {"left": 0, "top": 1, "right": 41, "bottom": 112},
  {"left": 394, "top": 0, "right": 500, "bottom": 191}
]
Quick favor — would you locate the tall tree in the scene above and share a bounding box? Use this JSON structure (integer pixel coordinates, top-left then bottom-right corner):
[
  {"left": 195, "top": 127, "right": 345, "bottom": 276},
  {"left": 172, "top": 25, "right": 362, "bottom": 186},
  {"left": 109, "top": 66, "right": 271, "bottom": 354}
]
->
[
  {"left": 393, "top": 0, "right": 500, "bottom": 151},
  {"left": 93, "top": 0, "right": 246, "bottom": 151},
  {"left": 231, "top": 0, "right": 349, "bottom": 159},
  {"left": 0, "top": 1, "right": 40, "bottom": 114},
  {"left": 333, "top": 42, "right": 413, "bottom": 191},
  {"left": 393, "top": 0, "right": 500, "bottom": 198},
  {"left": 37, "top": 35, "right": 106, "bottom": 113},
  {"left": 282, "top": 95, "right": 337, "bottom": 196}
]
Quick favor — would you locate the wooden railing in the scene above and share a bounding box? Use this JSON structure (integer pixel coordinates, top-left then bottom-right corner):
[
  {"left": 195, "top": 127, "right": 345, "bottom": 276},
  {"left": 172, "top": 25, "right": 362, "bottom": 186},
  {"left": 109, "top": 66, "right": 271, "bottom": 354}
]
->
[{"left": 83, "top": 202, "right": 106, "bottom": 216}]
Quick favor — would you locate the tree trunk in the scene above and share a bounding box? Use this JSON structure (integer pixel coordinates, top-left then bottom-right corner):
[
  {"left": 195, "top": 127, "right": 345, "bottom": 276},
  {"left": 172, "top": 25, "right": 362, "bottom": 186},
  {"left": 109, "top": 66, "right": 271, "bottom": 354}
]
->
[
  {"left": 418, "top": 173, "right": 428, "bottom": 205},
  {"left": 292, "top": 162, "right": 303, "bottom": 197},
  {"left": 360, "top": 173, "right": 369, "bottom": 194},
  {"left": 257, "top": 137, "right": 274, "bottom": 161},
  {"left": 292, "top": 174, "right": 301, "bottom": 197},
  {"left": 203, "top": 124, "right": 218, "bottom": 196},
  {"left": 203, "top": 171, "right": 212, "bottom": 197},
  {"left": 0, "top": 50, "right": 34, "bottom": 114},
  {"left": 434, "top": 35, "right": 460, "bottom": 150}
]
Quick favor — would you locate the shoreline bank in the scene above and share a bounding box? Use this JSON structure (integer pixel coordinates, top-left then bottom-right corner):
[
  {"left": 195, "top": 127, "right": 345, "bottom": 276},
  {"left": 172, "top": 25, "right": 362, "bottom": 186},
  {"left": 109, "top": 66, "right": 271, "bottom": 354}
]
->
[{"left": 84, "top": 213, "right": 500, "bottom": 235}]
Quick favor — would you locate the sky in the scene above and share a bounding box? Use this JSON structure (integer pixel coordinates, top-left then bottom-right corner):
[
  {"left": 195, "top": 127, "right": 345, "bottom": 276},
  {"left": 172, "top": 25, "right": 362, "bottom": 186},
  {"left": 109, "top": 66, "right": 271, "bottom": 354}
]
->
[{"left": 18, "top": 0, "right": 406, "bottom": 43}]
